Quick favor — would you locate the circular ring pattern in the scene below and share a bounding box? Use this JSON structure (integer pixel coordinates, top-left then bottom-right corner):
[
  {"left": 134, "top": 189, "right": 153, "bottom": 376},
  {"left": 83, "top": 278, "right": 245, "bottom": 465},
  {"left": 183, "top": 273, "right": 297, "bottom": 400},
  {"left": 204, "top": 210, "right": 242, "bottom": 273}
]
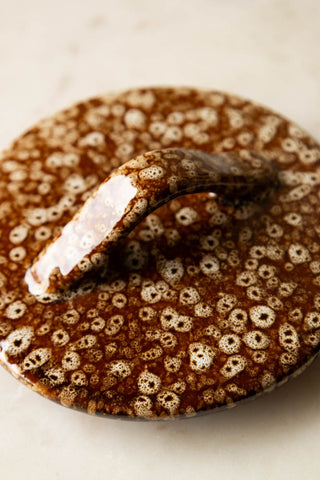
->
[{"left": 0, "top": 87, "right": 320, "bottom": 419}]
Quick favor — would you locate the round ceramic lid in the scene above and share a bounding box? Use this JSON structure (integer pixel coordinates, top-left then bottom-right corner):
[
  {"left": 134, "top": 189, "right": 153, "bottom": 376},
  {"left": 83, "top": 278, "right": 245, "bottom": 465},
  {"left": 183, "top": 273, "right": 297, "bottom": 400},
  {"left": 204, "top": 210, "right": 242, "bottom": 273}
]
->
[{"left": 1, "top": 87, "right": 320, "bottom": 419}]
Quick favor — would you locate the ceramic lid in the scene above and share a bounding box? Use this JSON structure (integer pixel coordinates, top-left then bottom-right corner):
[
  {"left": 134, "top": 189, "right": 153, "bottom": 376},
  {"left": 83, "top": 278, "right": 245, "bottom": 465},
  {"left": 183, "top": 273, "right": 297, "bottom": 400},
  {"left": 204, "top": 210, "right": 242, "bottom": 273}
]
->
[{"left": 0, "top": 87, "right": 320, "bottom": 419}]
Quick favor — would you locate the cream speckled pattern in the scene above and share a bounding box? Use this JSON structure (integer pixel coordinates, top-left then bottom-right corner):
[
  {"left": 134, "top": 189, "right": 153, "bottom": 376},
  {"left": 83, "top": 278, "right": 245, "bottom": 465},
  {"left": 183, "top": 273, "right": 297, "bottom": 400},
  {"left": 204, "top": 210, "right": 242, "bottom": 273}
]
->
[
  {"left": 26, "top": 148, "right": 277, "bottom": 296},
  {"left": 1, "top": 87, "right": 320, "bottom": 418}
]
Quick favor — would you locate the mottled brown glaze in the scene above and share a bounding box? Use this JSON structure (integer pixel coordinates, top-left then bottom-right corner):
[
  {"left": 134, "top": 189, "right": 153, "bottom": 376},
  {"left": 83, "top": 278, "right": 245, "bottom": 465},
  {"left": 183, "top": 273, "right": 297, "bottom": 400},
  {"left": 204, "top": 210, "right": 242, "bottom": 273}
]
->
[
  {"left": 26, "top": 149, "right": 278, "bottom": 295},
  {"left": 1, "top": 87, "right": 320, "bottom": 419}
]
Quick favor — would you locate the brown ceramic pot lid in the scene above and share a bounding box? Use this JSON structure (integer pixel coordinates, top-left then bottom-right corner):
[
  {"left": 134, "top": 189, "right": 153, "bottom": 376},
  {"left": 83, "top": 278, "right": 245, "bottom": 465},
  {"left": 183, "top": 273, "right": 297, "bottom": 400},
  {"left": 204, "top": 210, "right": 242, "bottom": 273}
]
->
[{"left": 1, "top": 87, "right": 320, "bottom": 419}]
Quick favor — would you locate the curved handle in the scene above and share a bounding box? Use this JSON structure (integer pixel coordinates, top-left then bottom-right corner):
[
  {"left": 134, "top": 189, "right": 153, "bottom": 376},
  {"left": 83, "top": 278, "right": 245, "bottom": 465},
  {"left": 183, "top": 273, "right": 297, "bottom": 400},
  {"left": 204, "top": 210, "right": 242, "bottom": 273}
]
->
[{"left": 25, "top": 148, "right": 278, "bottom": 295}]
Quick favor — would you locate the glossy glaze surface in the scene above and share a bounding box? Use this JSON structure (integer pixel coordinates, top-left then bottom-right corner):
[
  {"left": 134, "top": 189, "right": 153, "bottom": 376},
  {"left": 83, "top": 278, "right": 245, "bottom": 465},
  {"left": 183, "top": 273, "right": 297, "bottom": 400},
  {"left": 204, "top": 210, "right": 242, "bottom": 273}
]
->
[
  {"left": 1, "top": 87, "right": 320, "bottom": 419},
  {"left": 26, "top": 149, "right": 277, "bottom": 296}
]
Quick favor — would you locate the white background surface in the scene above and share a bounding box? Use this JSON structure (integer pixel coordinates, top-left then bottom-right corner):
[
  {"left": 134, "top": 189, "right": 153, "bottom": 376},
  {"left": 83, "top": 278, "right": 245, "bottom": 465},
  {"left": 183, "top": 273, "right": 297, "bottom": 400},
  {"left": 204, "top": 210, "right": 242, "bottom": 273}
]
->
[{"left": 1, "top": 1, "right": 320, "bottom": 479}]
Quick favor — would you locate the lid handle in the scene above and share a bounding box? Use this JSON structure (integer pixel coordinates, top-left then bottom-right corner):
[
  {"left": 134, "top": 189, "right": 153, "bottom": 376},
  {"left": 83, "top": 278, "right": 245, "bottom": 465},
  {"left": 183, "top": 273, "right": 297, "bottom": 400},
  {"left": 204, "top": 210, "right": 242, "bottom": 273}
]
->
[{"left": 25, "top": 148, "right": 278, "bottom": 296}]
